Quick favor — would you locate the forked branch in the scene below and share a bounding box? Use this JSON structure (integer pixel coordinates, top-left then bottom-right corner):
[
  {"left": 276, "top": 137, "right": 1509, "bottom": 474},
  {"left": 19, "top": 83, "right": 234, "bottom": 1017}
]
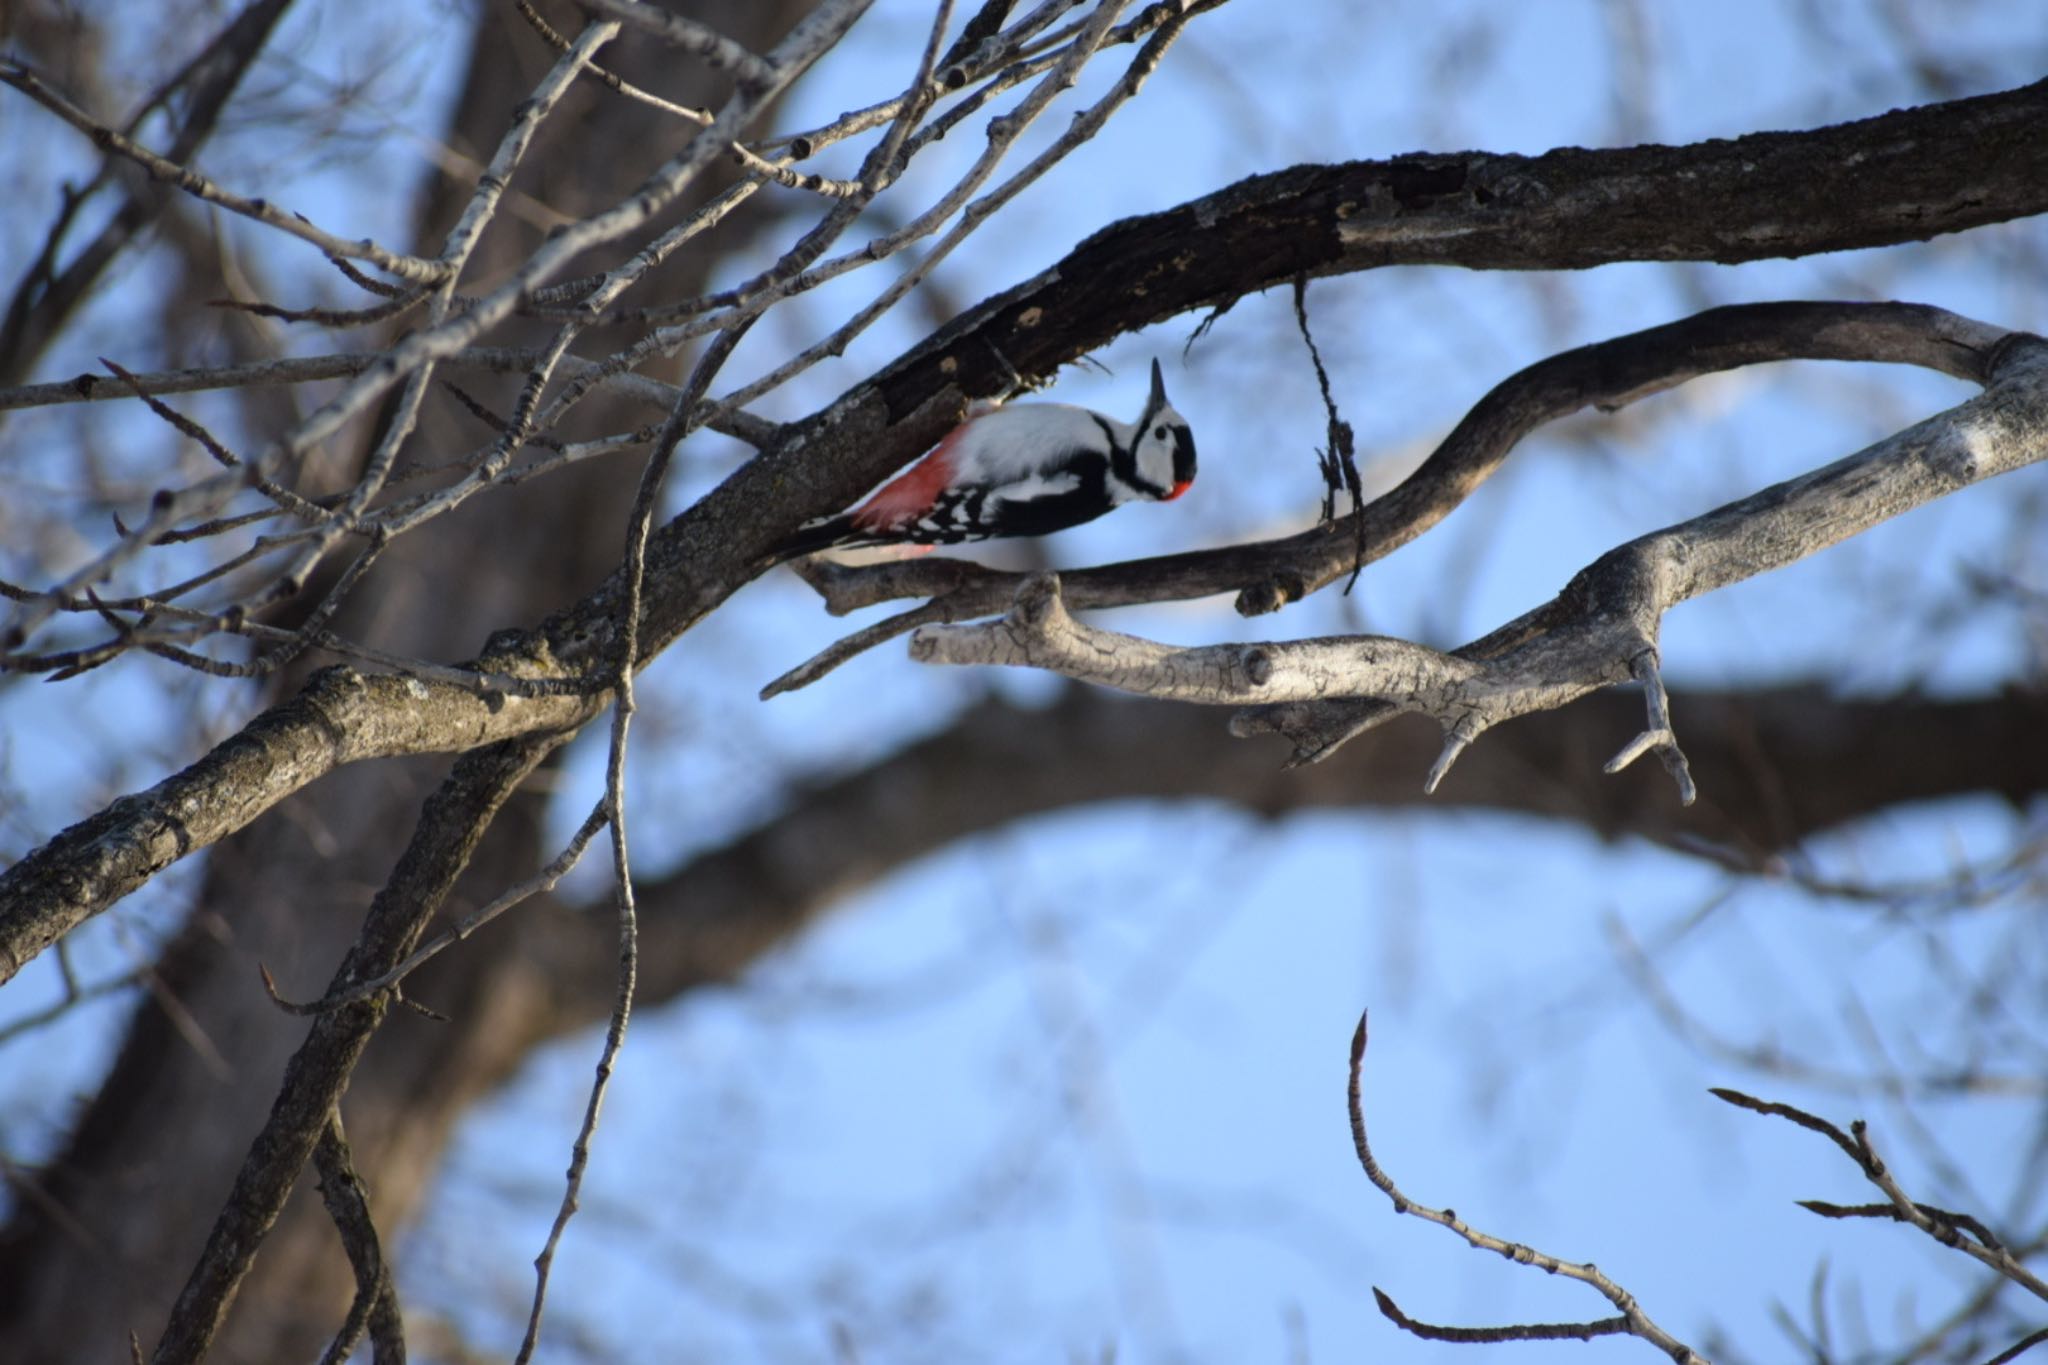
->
[
  {"left": 907, "top": 328, "right": 2048, "bottom": 786},
  {"left": 1348, "top": 1012, "right": 1708, "bottom": 1362},
  {"left": 774, "top": 302, "right": 2023, "bottom": 697},
  {"left": 1711, "top": 1088, "right": 2048, "bottom": 1306}
]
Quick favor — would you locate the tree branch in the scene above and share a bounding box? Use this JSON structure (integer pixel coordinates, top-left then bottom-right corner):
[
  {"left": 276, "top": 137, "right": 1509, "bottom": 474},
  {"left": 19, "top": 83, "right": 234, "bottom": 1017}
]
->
[
  {"left": 0, "top": 0, "right": 897, "bottom": 989},
  {"left": 543, "top": 683, "right": 2048, "bottom": 1018},
  {"left": 764, "top": 78, "right": 2048, "bottom": 592},
  {"left": 0, "top": 0, "right": 293, "bottom": 382},
  {"left": 5, "top": 78, "right": 2045, "bottom": 980},
  {"left": 0, "top": 56, "right": 446, "bottom": 285},
  {"left": 909, "top": 333, "right": 2048, "bottom": 777},
  {"left": 0, "top": 665, "right": 607, "bottom": 987},
  {"left": 773, "top": 299, "right": 2013, "bottom": 689},
  {"left": 311, "top": 1113, "right": 404, "bottom": 1365},
  {"left": 1349, "top": 1013, "right": 1709, "bottom": 1362},
  {"left": 148, "top": 733, "right": 564, "bottom": 1365},
  {"left": 1712, "top": 1088, "right": 2048, "bottom": 1304}
]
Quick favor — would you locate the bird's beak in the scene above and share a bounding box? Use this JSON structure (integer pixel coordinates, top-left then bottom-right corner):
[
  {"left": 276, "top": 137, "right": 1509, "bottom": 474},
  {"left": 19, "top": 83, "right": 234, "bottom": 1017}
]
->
[{"left": 1148, "top": 358, "right": 1168, "bottom": 413}]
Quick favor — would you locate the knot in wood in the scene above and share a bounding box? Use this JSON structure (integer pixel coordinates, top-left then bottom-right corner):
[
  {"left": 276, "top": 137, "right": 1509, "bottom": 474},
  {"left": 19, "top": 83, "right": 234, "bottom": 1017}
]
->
[
  {"left": 1014, "top": 572, "right": 1062, "bottom": 628},
  {"left": 1236, "top": 573, "right": 1305, "bottom": 617}
]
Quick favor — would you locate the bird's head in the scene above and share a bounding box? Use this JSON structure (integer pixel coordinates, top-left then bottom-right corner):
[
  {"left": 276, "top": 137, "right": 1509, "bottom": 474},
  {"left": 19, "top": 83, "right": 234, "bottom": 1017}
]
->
[{"left": 1129, "top": 358, "right": 1197, "bottom": 501}]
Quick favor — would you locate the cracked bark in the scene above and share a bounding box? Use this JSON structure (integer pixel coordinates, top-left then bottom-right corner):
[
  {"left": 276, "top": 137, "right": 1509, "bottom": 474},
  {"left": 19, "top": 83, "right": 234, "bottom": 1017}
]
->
[
  {"left": 909, "top": 334, "right": 2048, "bottom": 776},
  {"left": 769, "top": 300, "right": 2016, "bottom": 690}
]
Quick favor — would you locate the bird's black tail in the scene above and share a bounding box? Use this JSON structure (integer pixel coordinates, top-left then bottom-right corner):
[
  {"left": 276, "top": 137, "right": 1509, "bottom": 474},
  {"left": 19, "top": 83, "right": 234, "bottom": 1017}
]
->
[{"left": 760, "top": 512, "right": 860, "bottom": 567}]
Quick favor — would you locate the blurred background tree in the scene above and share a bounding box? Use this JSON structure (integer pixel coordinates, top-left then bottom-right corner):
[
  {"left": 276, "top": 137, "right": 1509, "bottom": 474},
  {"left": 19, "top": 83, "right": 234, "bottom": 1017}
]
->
[{"left": 0, "top": 2, "right": 2043, "bottom": 1362}]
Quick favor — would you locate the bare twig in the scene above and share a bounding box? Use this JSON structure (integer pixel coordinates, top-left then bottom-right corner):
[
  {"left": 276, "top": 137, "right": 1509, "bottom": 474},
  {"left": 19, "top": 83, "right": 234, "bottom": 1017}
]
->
[
  {"left": 514, "top": 240, "right": 765, "bottom": 1355},
  {"left": 262, "top": 801, "right": 611, "bottom": 1016},
  {"left": 1348, "top": 1011, "right": 1709, "bottom": 1361},
  {"left": 0, "top": 59, "right": 444, "bottom": 283},
  {"left": 761, "top": 597, "right": 957, "bottom": 698},
  {"left": 0, "top": 348, "right": 744, "bottom": 438},
  {"left": 574, "top": 0, "right": 777, "bottom": 87},
  {"left": 710, "top": 0, "right": 1221, "bottom": 413},
  {"left": 514, "top": 0, "right": 712, "bottom": 124},
  {"left": 1984, "top": 1325, "right": 2048, "bottom": 1365},
  {"left": 0, "top": 0, "right": 294, "bottom": 380},
  {"left": 208, "top": 280, "right": 428, "bottom": 329},
  {"left": 1603, "top": 648, "right": 1696, "bottom": 804},
  {"left": 4, "top": 3, "right": 862, "bottom": 656},
  {"left": 1291, "top": 276, "right": 1365, "bottom": 590},
  {"left": 1372, "top": 1288, "right": 1631, "bottom": 1345},
  {"left": 98, "top": 358, "right": 330, "bottom": 521},
  {"left": 0, "top": 19, "right": 624, "bottom": 656},
  {"left": 1711, "top": 1088, "right": 2048, "bottom": 1302}
]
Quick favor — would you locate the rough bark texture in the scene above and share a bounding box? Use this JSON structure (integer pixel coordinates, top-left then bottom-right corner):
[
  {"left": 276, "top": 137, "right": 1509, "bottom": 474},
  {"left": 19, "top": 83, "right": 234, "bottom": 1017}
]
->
[
  {"left": 1, "top": 30, "right": 2045, "bottom": 1365},
  {"left": 12, "top": 81, "right": 2048, "bottom": 965},
  {"left": 768, "top": 300, "right": 2015, "bottom": 692},
  {"left": 910, "top": 335, "right": 2048, "bottom": 765}
]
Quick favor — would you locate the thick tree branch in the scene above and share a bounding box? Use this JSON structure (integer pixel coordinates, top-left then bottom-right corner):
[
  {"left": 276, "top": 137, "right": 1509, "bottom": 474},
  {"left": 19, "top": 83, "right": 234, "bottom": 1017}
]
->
[
  {"left": 538, "top": 683, "right": 2048, "bottom": 1017},
  {"left": 763, "top": 74, "right": 2048, "bottom": 622},
  {"left": 5, "top": 79, "right": 2045, "bottom": 981},
  {"left": 841, "top": 76, "right": 2048, "bottom": 438},
  {"left": 148, "top": 732, "right": 562, "bottom": 1365},
  {"left": 0, "top": 666, "right": 608, "bottom": 987},
  {"left": 772, "top": 300, "right": 2012, "bottom": 689},
  {"left": 910, "top": 335, "right": 2048, "bottom": 776}
]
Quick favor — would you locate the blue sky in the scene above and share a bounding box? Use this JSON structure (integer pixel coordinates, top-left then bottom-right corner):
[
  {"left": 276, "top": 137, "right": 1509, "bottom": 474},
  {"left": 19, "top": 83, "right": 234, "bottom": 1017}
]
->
[{"left": 3, "top": 1, "right": 2046, "bottom": 1361}]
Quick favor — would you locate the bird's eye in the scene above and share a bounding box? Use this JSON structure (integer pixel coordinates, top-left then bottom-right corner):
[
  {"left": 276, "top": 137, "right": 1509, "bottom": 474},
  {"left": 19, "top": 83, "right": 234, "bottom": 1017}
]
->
[{"left": 1153, "top": 425, "right": 1167, "bottom": 440}]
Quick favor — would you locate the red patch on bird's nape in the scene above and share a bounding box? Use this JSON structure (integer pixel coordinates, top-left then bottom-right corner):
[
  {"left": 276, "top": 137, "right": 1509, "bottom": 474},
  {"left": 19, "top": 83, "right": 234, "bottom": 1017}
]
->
[
  {"left": 849, "top": 425, "right": 966, "bottom": 531},
  {"left": 1165, "top": 479, "right": 1193, "bottom": 501}
]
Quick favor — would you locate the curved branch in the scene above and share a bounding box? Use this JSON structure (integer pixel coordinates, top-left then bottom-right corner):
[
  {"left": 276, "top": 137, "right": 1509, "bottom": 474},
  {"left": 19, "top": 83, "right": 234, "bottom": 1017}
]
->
[
  {"left": 849, "top": 76, "right": 2048, "bottom": 420},
  {"left": 910, "top": 335, "right": 2048, "bottom": 776},
  {"left": 1712, "top": 1089, "right": 2048, "bottom": 1304},
  {"left": 1350, "top": 1014, "right": 1709, "bottom": 1362},
  {"left": 548, "top": 683, "right": 2048, "bottom": 1017},
  {"left": 5, "top": 77, "right": 2045, "bottom": 980},
  {"left": 776, "top": 300, "right": 2014, "bottom": 688}
]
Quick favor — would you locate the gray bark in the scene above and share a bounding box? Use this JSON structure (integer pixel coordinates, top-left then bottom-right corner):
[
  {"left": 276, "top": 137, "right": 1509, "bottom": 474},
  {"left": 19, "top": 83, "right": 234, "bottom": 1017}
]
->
[{"left": 0, "top": 28, "right": 2043, "bottom": 1365}]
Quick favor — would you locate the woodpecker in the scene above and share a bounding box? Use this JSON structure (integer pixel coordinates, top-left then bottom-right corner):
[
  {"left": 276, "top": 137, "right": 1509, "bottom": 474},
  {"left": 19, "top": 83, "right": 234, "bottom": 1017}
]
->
[{"left": 767, "top": 359, "right": 1196, "bottom": 561}]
